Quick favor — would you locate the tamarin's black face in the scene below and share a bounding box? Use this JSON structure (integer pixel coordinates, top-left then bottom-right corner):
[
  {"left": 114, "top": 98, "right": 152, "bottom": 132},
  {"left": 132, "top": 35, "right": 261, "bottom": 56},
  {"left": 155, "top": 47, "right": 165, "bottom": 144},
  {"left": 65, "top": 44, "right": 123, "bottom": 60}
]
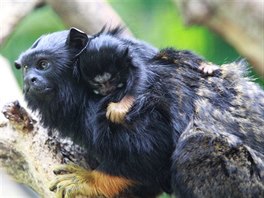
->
[
  {"left": 79, "top": 35, "right": 132, "bottom": 96},
  {"left": 86, "top": 69, "right": 126, "bottom": 96},
  {"left": 15, "top": 31, "right": 71, "bottom": 101},
  {"left": 14, "top": 28, "right": 89, "bottom": 113}
]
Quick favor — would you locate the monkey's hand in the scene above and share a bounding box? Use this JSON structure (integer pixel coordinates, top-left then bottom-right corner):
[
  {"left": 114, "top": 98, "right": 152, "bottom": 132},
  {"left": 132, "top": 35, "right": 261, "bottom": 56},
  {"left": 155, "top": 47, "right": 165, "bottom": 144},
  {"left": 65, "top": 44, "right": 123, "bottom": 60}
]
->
[
  {"left": 49, "top": 164, "right": 133, "bottom": 198},
  {"left": 106, "top": 95, "right": 135, "bottom": 124},
  {"left": 198, "top": 62, "right": 220, "bottom": 75}
]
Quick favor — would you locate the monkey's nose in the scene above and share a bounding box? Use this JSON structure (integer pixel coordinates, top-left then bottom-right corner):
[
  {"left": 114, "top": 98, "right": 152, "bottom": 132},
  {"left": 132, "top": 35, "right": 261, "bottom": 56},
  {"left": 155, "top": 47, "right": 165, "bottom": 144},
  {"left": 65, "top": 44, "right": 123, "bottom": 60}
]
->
[{"left": 24, "top": 75, "right": 39, "bottom": 87}]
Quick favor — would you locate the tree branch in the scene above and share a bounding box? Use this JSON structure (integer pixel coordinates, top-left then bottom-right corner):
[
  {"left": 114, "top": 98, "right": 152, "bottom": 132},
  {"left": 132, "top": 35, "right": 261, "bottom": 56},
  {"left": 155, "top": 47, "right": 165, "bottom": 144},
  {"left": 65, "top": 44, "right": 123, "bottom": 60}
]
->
[
  {"left": 0, "top": 56, "right": 91, "bottom": 197},
  {"left": 0, "top": 0, "right": 45, "bottom": 45},
  {"left": 45, "top": 0, "right": 132, "bottom": 36},
  {"left": 176, "top": 0, "right": 264, "bottom": 77}
]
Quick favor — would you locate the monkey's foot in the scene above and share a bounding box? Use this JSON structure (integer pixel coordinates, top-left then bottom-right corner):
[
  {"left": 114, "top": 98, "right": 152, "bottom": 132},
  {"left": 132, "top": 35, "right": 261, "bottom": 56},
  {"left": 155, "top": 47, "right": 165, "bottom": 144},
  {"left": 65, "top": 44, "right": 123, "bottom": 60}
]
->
[
  {"left": 106, "top": 96, "right": 135, "bottom": 124},
  {"left": 50, "top": 164, "right": 134, "bottom": 198},
  {"left": 49, "top": 164, "right": 96, "bottom": 198},
  {"left": 199, "top": 62, "right": 220, "bottom": 75}
]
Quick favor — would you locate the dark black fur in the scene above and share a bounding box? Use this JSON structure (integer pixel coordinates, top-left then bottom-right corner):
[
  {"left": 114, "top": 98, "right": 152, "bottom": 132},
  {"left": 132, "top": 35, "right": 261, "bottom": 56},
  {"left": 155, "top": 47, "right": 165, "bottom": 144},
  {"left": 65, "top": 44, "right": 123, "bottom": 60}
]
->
[
  {"left": 15, "top": 28, "right": 173, "bottom": 197},
  {"left": 15, "top": 27, "right": 264, "bottom": 198},
  {"left": 79, "top": 29, "right": 142, "bottom": 98}
]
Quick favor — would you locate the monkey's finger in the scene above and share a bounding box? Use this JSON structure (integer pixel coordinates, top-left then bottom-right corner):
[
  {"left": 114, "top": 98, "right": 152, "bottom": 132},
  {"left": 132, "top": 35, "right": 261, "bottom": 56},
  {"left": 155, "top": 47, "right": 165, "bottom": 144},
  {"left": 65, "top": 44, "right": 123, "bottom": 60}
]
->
[
  {"left": 65, "top": 183, "right": 95, "bottom": 198},
  {"left": 64, "top": 184, "right": 80, "bottom": 198},
  {"left": 56, "top": 179, "right": 76, "bottom": 190},
  {"left": 55, "top": 187, "right": 65, "bottom": 198},
  {"left": 208, "top": 68, "right": 214, "bottom": 75},
  {"left": 106, "top": 102, "right": 117, "bottom": 120},
  {"left": 56, "top": 182, "right": 80, "bottom": 198},
  {"left": 110, "top": 113, "right": 120, "bottom": 124},
  {"left": 106, "top": 108, "right": 112, "bottom": 120},
  {"left": 211, "top": 64, "right": 220, "bottom": 72},
  {"left": 198, "top": 64, "right": 206, "bottom": 71},
  {"left": 49, "top": 174, "right": 76, "bottom": 191},
  {"left": 204, "top": 66, "right": 211, "bottom": 74},
  {"left": 200, "top": 62, "right": 220, "bottom": 75},
  {"left": 114, "top": 109, "right": 127, "bottom": 124},
  {"left": 112, "top": 112, "right": 122, "bottom": 124},
  {"left": 53, "top": 164, "right": 83, "bottom": 175}
]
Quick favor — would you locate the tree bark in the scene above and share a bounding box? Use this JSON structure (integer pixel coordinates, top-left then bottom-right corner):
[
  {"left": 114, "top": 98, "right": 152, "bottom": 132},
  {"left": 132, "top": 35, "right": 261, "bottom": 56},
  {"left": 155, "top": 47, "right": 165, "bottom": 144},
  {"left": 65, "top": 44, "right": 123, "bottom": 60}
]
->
[
  {"left": 176, "top": 0, "right": 264, "bottom": 77},
  {"left": 0, "top": 0, "right": 44, "bottom": 45},
  {"left": 45, "top": 0, "right": 132, "bottom": 36}
]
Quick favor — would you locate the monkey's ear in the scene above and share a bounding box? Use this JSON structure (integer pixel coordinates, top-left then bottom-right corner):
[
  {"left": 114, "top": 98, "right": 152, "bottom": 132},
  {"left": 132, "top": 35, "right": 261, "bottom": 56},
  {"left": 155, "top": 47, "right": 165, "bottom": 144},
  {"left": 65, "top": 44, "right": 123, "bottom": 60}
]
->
[
  {"left": 123, "top": 47, "right": 129, "bottom": 57},
  {"left": 122, "top": 47, "right": 131, "bottom": 60},
  {"left": 67, "top": 27, "right": 89, "bottom": 56},
  {"left": 14, "top": 60, "right": 21, "bottom": 69},
  {"left": 122, "top": 48, "right": 133, "bottom": 68},
  {"left": 123, "top": 47, "right": 131, "bottom": 62},
  {"left": 31, "top": 35, "right": 43, "bottom": 49}
]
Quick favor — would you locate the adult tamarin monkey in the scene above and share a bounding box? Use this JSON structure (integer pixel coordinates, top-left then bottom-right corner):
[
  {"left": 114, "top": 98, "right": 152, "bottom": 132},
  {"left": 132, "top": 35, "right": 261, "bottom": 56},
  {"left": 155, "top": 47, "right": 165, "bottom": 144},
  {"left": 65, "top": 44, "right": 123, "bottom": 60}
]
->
[{"left": 15, "top": 27, "right": 264, "bottom": 198}]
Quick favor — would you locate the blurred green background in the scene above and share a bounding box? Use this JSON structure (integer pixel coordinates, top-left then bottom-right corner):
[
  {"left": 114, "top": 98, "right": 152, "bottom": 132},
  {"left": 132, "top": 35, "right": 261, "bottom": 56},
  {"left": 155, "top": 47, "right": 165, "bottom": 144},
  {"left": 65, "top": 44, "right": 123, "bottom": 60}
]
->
[{"left": 0, "top": 0, "right": 263, "bottom": 88}]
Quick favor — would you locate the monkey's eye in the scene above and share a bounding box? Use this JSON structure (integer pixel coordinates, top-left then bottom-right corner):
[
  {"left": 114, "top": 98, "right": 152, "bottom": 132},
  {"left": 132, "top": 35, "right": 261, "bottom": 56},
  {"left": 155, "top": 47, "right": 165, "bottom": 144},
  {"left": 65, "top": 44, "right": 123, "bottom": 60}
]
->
[
  {"left": 37, "top": 60, "right": 50, "bottom": 70},
  {"left": 93, "top": 90, "right": 100, "bottom": 95},
  {"left": 23, "top": 65, "right": 28, "bottom": 72},
  {"left": 117, "top": 83, "right": 124, "bottom": 88}
]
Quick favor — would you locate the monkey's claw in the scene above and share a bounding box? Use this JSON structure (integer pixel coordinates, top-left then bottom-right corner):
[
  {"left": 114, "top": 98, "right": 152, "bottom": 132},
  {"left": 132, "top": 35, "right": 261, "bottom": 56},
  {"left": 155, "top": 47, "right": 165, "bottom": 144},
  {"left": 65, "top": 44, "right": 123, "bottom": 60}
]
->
[
  {"left": 49, "top": 164, "right": 96, "bottom": 198},
  {"left": 199, "top": 62, "right": 220, "bottom": 75}
]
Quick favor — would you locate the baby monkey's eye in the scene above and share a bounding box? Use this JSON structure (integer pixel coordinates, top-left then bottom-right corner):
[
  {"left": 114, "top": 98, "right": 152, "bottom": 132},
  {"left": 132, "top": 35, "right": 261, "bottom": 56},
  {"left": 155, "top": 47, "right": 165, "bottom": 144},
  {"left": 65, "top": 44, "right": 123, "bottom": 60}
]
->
[
  {"left": 37, "top": 60, "right": 50, "bottom": 70},
  {"left": 117, "top": 83, "right": 124, "bottom": 88}
]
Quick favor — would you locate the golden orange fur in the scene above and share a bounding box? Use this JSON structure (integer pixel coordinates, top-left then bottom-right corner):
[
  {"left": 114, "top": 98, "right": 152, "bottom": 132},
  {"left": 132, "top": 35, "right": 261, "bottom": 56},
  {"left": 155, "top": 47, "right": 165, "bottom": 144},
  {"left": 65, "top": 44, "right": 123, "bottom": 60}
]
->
[{"left": 106, "top": 95, "right": 135, "bottom": 124}]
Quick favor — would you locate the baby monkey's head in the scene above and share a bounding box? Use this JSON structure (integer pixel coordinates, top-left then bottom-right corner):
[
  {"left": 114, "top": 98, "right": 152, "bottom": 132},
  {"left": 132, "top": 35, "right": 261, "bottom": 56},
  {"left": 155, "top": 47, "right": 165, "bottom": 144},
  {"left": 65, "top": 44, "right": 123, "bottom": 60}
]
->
[{"left": 79, "top": 29, "right": 135, "bottom": 96}]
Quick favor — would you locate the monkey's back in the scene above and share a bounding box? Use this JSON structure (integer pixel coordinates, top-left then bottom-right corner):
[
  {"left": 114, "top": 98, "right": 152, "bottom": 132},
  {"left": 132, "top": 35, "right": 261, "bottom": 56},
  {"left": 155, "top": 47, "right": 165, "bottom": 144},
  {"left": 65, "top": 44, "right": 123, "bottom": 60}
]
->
[
  {"left": 164, "top": 60, "right": 264, "bottom": 198},
  {"left": 194, "top": 62, "right": 264, "bottom": 154}
]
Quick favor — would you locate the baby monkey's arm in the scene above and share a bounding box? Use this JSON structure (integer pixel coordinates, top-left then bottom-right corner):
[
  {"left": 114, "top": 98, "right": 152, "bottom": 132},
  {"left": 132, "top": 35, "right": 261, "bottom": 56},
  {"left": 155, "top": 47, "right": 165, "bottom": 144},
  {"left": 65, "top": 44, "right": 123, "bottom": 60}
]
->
[
  {"left": 106, "top": 49, "right": 220, "bottom": 124},
  {"left": 106, "top": 95, "right": 135, "bottom": 124}
]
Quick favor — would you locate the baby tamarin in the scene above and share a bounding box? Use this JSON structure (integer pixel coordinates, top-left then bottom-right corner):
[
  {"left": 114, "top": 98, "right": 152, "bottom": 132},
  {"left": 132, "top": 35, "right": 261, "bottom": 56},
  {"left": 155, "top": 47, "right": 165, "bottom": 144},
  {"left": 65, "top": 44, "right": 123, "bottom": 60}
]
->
[{"left": 80, "top": 28, "right": 219, "bottom": 124}]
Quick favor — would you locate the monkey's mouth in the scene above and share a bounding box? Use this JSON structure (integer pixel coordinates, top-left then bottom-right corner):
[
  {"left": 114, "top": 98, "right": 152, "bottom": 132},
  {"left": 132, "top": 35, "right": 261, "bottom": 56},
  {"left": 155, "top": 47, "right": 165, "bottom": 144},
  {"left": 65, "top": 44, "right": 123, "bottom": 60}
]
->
[
  {"left": 95, "top": 86, "right": 117, "bottom": 96},
  {"left": 24, "top": 85, "right": 53, "bottom": 95}
]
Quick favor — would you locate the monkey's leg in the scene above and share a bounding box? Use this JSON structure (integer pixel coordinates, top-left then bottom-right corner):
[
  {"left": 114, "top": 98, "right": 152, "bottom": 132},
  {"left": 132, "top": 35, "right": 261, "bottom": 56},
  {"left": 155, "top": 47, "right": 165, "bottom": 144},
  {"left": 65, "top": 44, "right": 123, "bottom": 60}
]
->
[
  {"left": 198, "top": 62, "right": 220, "bottom": 75},
  {"left": 49, "top": 164, "right": 134, "bottom": 198},
  {"left": 172, "top": 128, "right": 264, "bottom": 198},
  {"left": 106, "top": 95, "right": 135, "bottom": 124}
]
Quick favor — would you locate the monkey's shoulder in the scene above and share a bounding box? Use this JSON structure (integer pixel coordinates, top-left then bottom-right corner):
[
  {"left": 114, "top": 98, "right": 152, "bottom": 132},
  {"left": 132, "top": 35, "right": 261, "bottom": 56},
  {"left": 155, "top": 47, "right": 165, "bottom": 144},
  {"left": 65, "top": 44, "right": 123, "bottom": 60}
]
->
[{"left": 153, "top": 48, "right": 203, "bottom": 67}]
